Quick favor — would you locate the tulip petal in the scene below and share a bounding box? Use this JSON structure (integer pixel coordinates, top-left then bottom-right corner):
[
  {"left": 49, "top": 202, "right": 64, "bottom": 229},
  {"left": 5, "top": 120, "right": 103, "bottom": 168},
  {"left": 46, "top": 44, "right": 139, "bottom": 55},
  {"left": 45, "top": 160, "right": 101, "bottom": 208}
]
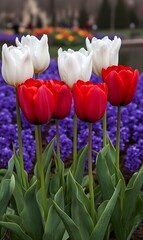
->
[
  {"left": 18, "top": 85, "right": 36, "bottom": 123},
  {"left": 104, "top": 71, "right": 125, "bottom": 106},
  {"left": 53, "top": 85, "right": 72, "bottom": 119},
  {"left": 34, "top": 85, "right": 54, "bottom": 124},
  {"left": 73, "top": 83, "right": 85, "bottom": 120},
  {"left": 85, "top": 86, "right": 107, "bottom": 122}
]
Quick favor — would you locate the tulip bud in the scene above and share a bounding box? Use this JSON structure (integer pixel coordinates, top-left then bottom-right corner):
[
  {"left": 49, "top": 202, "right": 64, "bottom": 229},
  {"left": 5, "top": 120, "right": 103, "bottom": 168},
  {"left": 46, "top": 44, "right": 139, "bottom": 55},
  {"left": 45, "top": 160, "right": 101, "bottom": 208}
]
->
[
  {"left": 86, "top": 36, "right": 121, "bottom": 76},
  {"left": 102, "top": 65, "right": 139, "bottom": 106},
  {"left": 45, "top": 79, "right": 72, "bottom": 119},
  {"left": 2, "top": 44, "right": 34, "bottom": 87},
  {"left": 16, "top": 34, "right": 50, "bottom": 74},
  {"left": 73, "top": 80, "right": 107, "bottom": 123},
  {"left": 17, "top": 79, "right": 54, "bottom": 124},
  {"left": 58, "top": 48, "right": 93, "bottom": 88}
]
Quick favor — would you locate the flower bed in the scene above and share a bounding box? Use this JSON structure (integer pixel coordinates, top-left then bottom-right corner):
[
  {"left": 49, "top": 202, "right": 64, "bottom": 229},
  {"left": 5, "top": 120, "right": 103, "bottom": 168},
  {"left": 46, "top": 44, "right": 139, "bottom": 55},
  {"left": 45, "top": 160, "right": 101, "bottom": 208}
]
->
[
  {"left": 0, "top": 27, "right": 93, "bottom": 47},
  {"left": 0, "top": 58, "right": 142, "bottom": 173}
]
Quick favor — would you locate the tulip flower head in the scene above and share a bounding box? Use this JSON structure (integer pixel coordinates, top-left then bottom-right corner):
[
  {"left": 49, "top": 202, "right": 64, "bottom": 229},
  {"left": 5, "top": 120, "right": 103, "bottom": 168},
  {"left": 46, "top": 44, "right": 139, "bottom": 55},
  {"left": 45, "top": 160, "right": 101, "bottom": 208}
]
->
[
  {"left": 102, "top": 65, "right": 139, "bottom": 106},
  {"left": 58, "top": 48, "right": 93, "bottom": 88},
  {"left": 16, "top": 34, "right": 50, "bottom": 74},
  {"left": 73, "top": 80, "right": 107, "bottom": 123},
  {"left": 45, "top": 79, "right": 72, "bottom": 119},
  {"left": 86, "top": 36, "right": 121, "bottom": 76},
  {"left": 17, "top": 79, "right": 54, "bottom": 124},
  {"left": 2, "top": 43, "right": 34, "bottom": 87}
]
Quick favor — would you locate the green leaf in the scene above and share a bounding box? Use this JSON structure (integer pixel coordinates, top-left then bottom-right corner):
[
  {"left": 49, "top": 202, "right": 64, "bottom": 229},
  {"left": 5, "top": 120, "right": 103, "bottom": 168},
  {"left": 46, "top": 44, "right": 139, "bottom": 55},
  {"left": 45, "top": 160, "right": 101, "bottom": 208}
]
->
[
  {"left": 49, "top": 172, "right": 61, "bottom": 196},
  {"left": 13, "top": 151, "right": 29, "bottom": 188},
  {"left": 89, "top": 181, "right": 121, "bottom": 240},
  {"left": 20, "top": 181, "right": 43, "bottom": 240},
  {"left": 0, "top": 221, "right": 32, "bottom": 240},
  {"left": 34, "top": 138, "right": 55, "bottom": 180},
  {"left": 12, "top": 175, "right": 25, "bottom": 214},
  {"left": 0, "top": 175, "right": 15, "bottom": 217},
  {"left": 54, "top": 202, "right": 82, "bottom": 240},
  {"left": 123, "top": 164, "right": 143, "bottom": 225},
  {"left": 96, "top": 147, "right": 125, "bottom": 240},
  {"left": 67, "top": 172, "right": 94, "bottom": 240},
  {"left": 43, "top": 188, "right": 65, "bottom": 240},
  {"left": 74, "top": 145, "right": 88, "bottom": 184},
  {"left": 42, "top": 137, "right": 55, "bottom": 174}
]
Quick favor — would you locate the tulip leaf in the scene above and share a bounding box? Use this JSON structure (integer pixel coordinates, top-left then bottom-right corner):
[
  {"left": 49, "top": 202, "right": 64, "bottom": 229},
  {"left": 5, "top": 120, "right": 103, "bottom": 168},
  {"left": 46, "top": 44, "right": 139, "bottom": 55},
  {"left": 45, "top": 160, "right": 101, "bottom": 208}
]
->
[
  {"left": 12, "top": 174, "right": 25, "bottom": 214},
  {"left": 67, "top": 172, "right": 94, "bottom": 240},
  {"left": 54, "top": 201, "right": 82, "bottom": 240},
  {"left": 126, "top": 196, "right": 143, "bottom": 239},
  {"left": 34, "top": 137, "right": 55, "bottom": 179},
  {"left": 43, "top": 187, "right": 65, "bottom": 240},
  {"left": 74, "top": 145, "right": 88, "bottom": 184},
  {"left": 45, "top": 161, "right": 52, "bottom": 197},
  {"left": 49, "top": 172, "right": 62, "bottom": 196},
  {"left": 89, "top": 181, "right": 121, "bottom": 240},
  {"left": 20, "top": 181, "right": 43, "bottom": 240},
  {"left": 0, "top": 220, "right": 32, "bottom": 240},
  {"left": 123, "top": 164, "right": 143, "bottom": 225},
  {"left": 96, "top": 147, "right": 125, "bottom": 240},
  {"left": 0, "top": 175, "right": 15, "bottom": 217},
  {"left": 42, "top": 137, "right": 55, "bottom": 171}
]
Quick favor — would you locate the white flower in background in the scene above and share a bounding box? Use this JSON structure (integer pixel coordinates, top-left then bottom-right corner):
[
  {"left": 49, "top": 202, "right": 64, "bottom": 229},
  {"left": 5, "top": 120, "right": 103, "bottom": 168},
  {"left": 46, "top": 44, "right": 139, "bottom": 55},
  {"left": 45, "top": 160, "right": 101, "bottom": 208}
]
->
[
  {"left": 86, "top": 36, "right": 121, "bottom": 76},
  {"left": 16, "top": 34, "right": 50, "bottom": 74},
  {"left": 58, "top": 48, "right": 93, "bottom": 88},
  {"left": 2, "top": 44, "right": 34, "bottom": 87}
]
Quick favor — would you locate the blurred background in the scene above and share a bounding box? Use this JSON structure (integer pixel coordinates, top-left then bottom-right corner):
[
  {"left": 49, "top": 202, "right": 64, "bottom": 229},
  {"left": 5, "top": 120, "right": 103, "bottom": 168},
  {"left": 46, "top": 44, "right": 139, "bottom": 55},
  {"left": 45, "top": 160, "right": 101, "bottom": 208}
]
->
[{"left": 0, "top": 0, "right": 143, "bottom": 71}]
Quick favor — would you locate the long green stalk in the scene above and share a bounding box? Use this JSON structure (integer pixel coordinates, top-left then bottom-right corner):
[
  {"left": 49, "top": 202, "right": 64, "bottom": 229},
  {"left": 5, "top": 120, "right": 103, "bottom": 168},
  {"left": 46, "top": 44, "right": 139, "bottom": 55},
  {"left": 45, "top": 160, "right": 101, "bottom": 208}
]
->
[
  {"left": 115, "top": 106, "right": 121, "bottom": 169},
  {"left": 16, "top": 89, "right": 27, "bottom": 189},
  {"left": 35, "top": 125, "right": 47, "bottom": 220},
  {"left": 103, "top": 111, "right": 107, "bottom": 147},
  {"left": 72, "top": 112, "right": 77, "bottom": 174},
  {"left": 55, "top": 119, "right": 62, "bottom": 171},
  {"left": 88, "top": 122, "right": 96, "bottom": 223}
]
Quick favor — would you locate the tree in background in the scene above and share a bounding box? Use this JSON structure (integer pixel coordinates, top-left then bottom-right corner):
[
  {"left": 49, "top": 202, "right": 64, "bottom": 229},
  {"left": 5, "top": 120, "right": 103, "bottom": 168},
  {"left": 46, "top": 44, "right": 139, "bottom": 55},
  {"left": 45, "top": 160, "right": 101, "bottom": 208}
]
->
[
  {"left": 96, "top": 0, "right": 111, "bottom": 29},
  {"left": 78, "top": 7, "right": 89, "bottom": 29},
  {"left": 115, "top": 0, "right": 129, "bottom": 29}
]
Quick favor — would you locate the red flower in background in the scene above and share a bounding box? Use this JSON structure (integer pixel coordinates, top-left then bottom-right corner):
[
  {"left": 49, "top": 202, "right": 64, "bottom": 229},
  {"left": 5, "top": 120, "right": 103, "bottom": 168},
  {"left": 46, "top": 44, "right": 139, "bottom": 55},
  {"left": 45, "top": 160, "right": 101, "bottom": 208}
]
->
[
  {"left": 102, "top": 65, "right": 139, "bottom": 106},
  {"left": 73, "top": 80, "right": 107, "bottom": 123},
  {"left": 45, "top": 79, "right": 72, "bottom": 119},
  {"left": 17, "top": 79, "right": 54, "bottom": 124}
]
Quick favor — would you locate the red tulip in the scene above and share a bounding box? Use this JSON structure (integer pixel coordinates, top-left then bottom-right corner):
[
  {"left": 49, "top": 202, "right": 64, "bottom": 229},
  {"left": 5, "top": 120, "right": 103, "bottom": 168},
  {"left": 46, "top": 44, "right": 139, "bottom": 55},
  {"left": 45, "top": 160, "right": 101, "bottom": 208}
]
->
[
  {"left": 17, "top": 78, "right": 54, "bottom": 124},
  {"left": 73, "top": 80, "right": 107, "bottom": 123},
  {"left": 102, "top": 65, "right": 139, "bottom": 106},
  {"left": 45, "top": 79, "right": 72, "bottom": 119}
]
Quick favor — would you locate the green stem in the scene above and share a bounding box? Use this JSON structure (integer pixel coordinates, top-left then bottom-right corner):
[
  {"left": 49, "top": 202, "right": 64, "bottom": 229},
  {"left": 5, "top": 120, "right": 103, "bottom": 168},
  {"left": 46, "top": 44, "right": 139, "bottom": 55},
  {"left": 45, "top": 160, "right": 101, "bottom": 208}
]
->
[
  {"left": 35, "top": 73, "right": 39, "bottom": 79},
  {"left": 103, "top": 111, "right": 107, "bottom": 147},
  {"left": 88, "top": 122, "right": 96, "bottom": 223},
  {"left": 55, "top": 119, "right": 62, "bottom": 171},
  {"left": 35, "top": 125, "right": 47, "bottom": 220},
  {"left": 115, "top": 106, "right": 121, "bottom": 169},
  {"left": 16, "top": 89, "right": 27, "bottom": 189},
  {"left": 72, "top": 112, "right": 77, "bottom": 174}
]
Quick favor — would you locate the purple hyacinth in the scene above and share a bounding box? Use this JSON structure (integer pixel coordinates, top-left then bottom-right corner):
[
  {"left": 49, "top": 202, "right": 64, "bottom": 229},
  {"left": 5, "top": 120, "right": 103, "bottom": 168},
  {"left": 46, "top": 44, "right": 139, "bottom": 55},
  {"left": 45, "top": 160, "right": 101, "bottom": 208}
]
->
[{"left": 0, "top": 59, "right": 143, "bottom": 173}]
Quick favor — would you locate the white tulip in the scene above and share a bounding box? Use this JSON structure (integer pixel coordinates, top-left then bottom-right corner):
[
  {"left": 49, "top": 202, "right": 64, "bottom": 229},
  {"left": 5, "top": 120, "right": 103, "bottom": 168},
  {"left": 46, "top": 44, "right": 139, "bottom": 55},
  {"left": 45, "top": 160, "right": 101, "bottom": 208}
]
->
[
  {"left": 16, "top": 34, "right": 50, "bottom": 74},
  {"left": 86, "top": 36, "right": 121, "bottom": 76},
  {"left": 2, "top": 43, "right": 34, "bottom": 87},
  {"left": 58, "top": 48, "right": 93, "bottom": 88}
]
